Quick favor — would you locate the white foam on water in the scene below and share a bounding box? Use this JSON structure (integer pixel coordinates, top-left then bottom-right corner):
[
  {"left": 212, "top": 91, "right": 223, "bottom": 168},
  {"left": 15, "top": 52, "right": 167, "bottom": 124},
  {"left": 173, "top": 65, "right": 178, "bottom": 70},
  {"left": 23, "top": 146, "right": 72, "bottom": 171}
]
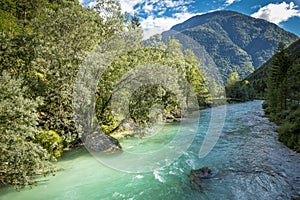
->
[
  {"left": 136, "top": 175, "right": 144, "bottom": 179},
  {"left": 153, "top": 170, "right": 165, "bottom": 183}
]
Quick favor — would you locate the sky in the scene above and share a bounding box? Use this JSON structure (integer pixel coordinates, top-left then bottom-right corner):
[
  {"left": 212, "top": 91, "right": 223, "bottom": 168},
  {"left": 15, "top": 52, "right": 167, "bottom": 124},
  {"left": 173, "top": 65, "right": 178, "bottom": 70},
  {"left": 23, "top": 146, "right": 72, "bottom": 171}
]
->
[{"left": 80, "top": 0, "right": 300, "bottom": 39}]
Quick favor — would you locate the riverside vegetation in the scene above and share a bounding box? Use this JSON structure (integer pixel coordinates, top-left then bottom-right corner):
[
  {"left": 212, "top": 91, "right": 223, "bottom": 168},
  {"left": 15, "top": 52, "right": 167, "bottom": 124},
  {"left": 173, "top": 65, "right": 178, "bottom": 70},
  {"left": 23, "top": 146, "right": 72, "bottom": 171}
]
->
[{"left": 263, "top": 41, "right": 300, "bottom": 153}]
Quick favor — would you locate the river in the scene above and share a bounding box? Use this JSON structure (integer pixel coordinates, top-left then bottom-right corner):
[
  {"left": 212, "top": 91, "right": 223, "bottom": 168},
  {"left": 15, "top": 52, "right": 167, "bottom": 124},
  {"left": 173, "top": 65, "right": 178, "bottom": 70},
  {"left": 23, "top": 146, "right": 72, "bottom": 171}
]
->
[{"left": 1, "top": 100, "right": 300, "bottom": 200}]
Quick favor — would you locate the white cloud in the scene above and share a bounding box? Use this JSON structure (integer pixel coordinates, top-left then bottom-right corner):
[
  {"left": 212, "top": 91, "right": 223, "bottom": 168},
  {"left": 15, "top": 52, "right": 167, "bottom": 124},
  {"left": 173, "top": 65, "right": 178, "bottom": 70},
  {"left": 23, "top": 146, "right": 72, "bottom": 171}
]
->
[
  {"left": 119, "top": 0, "right": 145, "bottom": 14},
  {"left": 164, "top": 0, "right": 192, "bottom": 7},
  {"left": 251, "top": 5, "right": 261, "bottom": 10},
  {"left": 81, "top": 0, "right": 202, "bottom": 39},
  {"left": 119, "top": 0, "right": 194, "bottom": 15},
  {"left": 144, "top": 2, "right": 154, "bottom": 14},
  {"left": 118, "top": 0, "right": 199, "bottom": 39},
  {"left": 141, "top": 12, "right": 201, "bottom": 39},
  {"left": 225, "top": 0, "right": 236, "bottom": 6},
  {"left": 88, "top": 1, "right": 96, "bottom": 8},
  {"left": 251, "top": 2, "right": 300, "bottom": 24}
]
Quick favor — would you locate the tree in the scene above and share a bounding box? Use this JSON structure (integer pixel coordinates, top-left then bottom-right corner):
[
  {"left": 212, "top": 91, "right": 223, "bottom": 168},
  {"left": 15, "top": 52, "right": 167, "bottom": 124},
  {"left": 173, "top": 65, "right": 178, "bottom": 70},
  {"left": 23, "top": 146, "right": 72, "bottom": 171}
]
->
[
  {"left": 262, "top": 42, "right": 300, "bottom": 153},
  {"left": 184, "top": 49, "right": 210, "bottom": 106},
  {"left": 225, "top": 72, "right": 255, "bottom": 101},
  {"left": 95, "top": 37, "right": 209, "bottom": 134},
  {"left": 31, "top": 0, "right": 126, "bottom": 145},
  {"left": 0, "top": 72, "right": 52, "bottom": 187},
  {"left": 0, "top": 0, "right": 129, "bottom": 154},
  {"left": 287, "top": 59, "right": 300, "bottom": 103},
  {"left": 131, "top": 13, "right": 141, "bottom": 28},
  {"left": 225, "top": 72, "right": 240, "bottom": 99},
  {"left": 267, "top": 42, "right": 292, "bottom": 113}
]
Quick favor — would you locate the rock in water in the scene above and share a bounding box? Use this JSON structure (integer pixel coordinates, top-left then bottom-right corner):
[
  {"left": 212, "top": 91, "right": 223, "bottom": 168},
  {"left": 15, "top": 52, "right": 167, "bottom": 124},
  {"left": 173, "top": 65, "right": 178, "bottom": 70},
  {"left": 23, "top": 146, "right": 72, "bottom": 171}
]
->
[
  {"left": 190, "top": 166, "right": 212, "bottom": 188},
  {"left": 83, "top": 132, "right": 122, "bottom": 152}
]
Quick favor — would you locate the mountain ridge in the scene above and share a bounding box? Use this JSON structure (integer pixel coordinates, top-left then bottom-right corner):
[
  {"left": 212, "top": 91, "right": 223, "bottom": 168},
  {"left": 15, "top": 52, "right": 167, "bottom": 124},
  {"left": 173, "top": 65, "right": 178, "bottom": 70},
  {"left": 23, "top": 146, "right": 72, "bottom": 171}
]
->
[{"left": 161, "top": 10, "right": 298, "bottom": 83}]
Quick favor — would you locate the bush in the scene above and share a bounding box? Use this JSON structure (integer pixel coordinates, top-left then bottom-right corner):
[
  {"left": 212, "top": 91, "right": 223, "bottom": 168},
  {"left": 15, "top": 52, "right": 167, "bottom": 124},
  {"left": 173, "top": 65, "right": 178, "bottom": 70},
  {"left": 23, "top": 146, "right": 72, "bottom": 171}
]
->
[
  {"left": 36, "top": 130, "right": 63, "bottom": 159},
  {"left": 278, "top": 106, "right": 300, "bottom": 153},
  {"left": 0, "top": 71, "right": 53, "bottom": 187}
]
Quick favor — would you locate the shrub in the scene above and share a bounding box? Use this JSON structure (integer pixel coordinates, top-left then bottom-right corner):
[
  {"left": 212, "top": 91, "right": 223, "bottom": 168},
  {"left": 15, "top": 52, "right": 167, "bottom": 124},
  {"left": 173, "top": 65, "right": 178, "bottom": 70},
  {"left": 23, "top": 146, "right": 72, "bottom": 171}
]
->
[
  {"left": 278, "top": 106, "right": 300, "bottom": 153},
  {"left": 0, "top": 71, "right": 53, "bottom": 187},
  {"left": 36, "top": 130, "right": 63, "bottom": 159}
]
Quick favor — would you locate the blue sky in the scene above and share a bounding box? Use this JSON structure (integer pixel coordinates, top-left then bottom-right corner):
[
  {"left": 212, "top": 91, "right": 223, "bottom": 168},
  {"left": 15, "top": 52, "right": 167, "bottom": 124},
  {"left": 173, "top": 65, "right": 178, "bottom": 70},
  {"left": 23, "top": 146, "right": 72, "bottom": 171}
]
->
[{"left": 80, "top": 0, "right": 300, "bottom": 39}]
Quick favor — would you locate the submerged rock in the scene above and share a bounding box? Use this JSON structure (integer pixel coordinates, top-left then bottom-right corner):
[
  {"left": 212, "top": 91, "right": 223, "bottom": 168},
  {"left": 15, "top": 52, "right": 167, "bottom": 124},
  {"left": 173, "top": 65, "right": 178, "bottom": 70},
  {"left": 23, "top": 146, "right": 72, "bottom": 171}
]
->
[
  {"left": 83, "top": 132, "right": 122, "bottom": 152},
  {"left": 190, "top": 166, "right": 212, "bottom": 188}
]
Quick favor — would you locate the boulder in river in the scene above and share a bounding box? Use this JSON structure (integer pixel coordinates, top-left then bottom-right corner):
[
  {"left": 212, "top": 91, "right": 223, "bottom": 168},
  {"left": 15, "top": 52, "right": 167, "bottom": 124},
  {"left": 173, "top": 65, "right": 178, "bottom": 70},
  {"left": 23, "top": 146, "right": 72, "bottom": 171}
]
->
[
  {"left": 83, "top": 132, "right": 122, "bottom": 152},
  {"left": 190, "top": 166, "right": 212, "bottom": 188}
]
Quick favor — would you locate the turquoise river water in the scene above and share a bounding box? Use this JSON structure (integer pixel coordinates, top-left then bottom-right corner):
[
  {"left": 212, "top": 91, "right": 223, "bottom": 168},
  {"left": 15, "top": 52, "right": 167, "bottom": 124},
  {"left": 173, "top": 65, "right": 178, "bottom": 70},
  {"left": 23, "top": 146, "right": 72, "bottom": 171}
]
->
[{"left": 1, "top": 100, "right": 300, "bottom": 200}]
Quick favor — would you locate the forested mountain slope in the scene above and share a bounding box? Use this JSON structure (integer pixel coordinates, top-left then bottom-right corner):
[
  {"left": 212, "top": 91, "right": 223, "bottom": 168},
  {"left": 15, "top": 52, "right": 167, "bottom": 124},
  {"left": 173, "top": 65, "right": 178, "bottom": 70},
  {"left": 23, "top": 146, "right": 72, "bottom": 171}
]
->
[
  {"left": 247, "top": 39, "right": 300, "bottom": 98},
  {"left": 162, "top": 10, "right": 298, "bottom": 82}
]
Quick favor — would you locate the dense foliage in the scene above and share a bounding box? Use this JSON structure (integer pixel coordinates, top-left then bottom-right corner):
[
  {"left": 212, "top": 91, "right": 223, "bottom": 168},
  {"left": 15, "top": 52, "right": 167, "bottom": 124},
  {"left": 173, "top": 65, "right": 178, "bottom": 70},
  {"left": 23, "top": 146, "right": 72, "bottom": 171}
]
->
[
  {"left": 35, "top": 130, "right": 63, "bottom": 159},
  {"left": 263, "top": 43, "right": 300, "bottom": 152},
  {"left": 0, "top": 0, "right": 126, "bottom": 187},
  {"left": 225, "top": 72, "right": 254, "bottom": 102},
  {"left": 0, "top": 72, "right": 53, "bottom": 187},
  {"left": 163, "top": 10, "right": 298, "bottom": 82},
  {"left": 96, "top": 40, "right": 210, "bottom": 134}
]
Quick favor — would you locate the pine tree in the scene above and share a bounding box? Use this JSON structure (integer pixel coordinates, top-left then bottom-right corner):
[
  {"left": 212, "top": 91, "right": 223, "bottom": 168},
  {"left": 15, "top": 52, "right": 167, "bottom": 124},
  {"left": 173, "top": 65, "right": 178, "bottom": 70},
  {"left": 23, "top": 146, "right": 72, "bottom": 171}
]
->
[
  {"left": 267, "top": 42, "right": 292, "bottom": 114},
  {"left": 225, "top": 72, "right": 240, "bottom": 99},
  {"left": 131, "top": 13, "right": 141, "bottom": 28}
]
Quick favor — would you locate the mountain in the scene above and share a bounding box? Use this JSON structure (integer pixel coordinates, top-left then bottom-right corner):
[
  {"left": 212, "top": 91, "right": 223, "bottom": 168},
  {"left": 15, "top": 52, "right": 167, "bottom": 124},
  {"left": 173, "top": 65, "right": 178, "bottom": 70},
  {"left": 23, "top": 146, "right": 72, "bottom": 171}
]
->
[
  {"left": 247, "top": 38, "right": 300, "bottom": 98},
  {"left": 162, "top": 10, "right": 298, "bottom": 83}
]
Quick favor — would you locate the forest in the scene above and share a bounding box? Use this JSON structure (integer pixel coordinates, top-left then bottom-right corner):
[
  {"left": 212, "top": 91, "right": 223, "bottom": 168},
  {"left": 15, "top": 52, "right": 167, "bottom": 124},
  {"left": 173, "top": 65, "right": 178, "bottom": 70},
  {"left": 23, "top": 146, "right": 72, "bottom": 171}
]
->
[{"left": 263, "top": 42, "right": 300, "bottom": 153}]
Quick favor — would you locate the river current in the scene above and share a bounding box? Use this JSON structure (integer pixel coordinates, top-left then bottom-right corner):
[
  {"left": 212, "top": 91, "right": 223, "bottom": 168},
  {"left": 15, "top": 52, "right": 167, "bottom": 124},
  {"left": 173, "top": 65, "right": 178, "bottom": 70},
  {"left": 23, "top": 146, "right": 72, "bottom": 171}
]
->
[{"left": 1, "top": 100, "right": 300, "bottom": 200}]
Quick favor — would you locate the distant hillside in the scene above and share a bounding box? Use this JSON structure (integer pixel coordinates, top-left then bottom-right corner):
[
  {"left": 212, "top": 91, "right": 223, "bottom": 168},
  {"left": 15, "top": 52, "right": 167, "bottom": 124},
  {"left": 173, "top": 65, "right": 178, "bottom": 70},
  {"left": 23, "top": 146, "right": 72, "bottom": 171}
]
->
[
  {"left": 247, "top": 39, "right": 300, "bottom": 98},
  {"left": 162, "top": 10, "right": 298, "bottom": 83}
]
